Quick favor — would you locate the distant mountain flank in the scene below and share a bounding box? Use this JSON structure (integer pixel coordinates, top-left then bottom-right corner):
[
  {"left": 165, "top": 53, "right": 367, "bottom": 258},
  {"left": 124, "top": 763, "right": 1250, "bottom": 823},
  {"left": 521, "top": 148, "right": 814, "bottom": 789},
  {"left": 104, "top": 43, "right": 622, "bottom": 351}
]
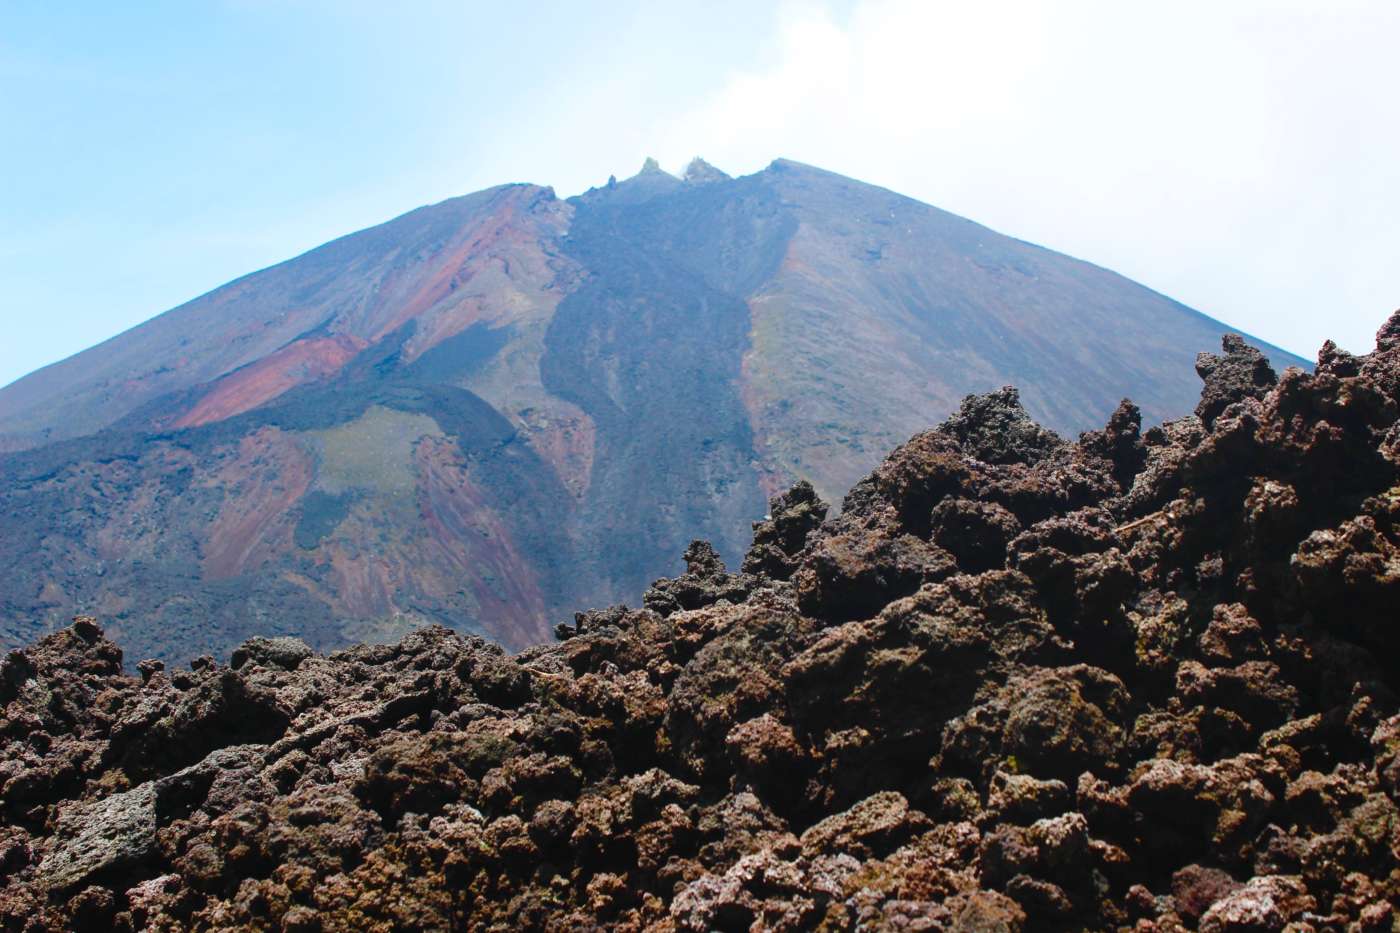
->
[{"left": 0, "top": 158, "right": 1309, "bottom": 664}]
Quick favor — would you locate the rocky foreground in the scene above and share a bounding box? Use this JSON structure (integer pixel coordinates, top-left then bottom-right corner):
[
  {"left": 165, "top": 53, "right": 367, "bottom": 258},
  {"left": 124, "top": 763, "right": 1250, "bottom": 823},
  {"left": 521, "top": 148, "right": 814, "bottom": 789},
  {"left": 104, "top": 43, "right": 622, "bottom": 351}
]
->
[{"left": 3, "top": 320, "right": 1400, "bottom": 931}]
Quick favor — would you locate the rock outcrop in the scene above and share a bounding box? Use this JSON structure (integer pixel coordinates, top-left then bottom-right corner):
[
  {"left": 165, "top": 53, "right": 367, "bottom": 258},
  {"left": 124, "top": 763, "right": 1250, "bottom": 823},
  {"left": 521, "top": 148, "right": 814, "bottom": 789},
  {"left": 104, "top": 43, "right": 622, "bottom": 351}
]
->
[{"left": 2, "top": 319, "right": 1398, "bottom": 930}]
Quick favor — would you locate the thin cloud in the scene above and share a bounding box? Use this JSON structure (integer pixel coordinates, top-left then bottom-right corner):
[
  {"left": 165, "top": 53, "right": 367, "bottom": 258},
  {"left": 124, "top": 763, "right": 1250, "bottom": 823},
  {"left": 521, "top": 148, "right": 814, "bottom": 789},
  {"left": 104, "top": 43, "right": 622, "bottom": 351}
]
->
[{"left": 653, "top": 0, "right": 1400, "bottom": 357}]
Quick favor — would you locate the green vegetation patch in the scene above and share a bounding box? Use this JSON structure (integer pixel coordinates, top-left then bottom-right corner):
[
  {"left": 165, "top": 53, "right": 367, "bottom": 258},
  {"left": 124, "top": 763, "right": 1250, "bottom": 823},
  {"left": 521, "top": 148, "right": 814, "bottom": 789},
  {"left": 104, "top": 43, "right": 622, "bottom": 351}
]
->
[{"left": 307, "top": 405, "right": 443, "bottom": 498}]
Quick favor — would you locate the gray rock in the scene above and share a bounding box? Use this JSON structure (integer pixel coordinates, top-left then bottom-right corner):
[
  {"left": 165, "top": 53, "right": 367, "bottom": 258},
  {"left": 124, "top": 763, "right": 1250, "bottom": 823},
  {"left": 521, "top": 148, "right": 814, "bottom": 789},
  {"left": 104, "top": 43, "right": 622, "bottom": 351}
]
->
[
  {"left": 38, "top": 782, "right": 157, "bottom": 892},
  {"left": 230, "top": 635, "right": 313, "bottom": 671},
  {"left": 985, "top": 771, "right": 1071, "bottom": 825}
]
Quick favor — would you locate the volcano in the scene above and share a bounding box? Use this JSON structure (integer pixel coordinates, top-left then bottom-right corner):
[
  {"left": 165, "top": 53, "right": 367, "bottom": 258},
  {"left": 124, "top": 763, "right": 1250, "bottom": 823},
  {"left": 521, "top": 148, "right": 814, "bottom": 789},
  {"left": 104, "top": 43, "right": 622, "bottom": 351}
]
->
[{"left": 0, "top": 158, "right": 1306, "bottom": 664}]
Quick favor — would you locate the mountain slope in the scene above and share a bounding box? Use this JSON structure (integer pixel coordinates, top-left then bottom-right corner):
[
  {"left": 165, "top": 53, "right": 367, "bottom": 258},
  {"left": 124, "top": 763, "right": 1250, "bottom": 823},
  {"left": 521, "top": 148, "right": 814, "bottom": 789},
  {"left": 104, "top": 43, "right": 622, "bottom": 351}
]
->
[
  {"left": 0, "top": 159, "right": 1309, "bottom": 663},
  {"left": 743, "top": 160, "right": 1277, "bottom": 499},
  {"left": 0, "top": 183, "right": 573, "bottom": 446}
]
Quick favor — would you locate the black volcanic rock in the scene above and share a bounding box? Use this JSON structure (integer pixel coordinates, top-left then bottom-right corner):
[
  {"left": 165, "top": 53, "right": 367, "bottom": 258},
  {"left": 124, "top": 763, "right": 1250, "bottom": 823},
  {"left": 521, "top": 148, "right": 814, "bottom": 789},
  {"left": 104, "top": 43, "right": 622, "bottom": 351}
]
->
[
  {"left": 1195, "top": 333, "right": 1279, "bottom": 427},
  {"left": 0, "top": 315, "right": 1396, "bottom": 930},
  {"left": 936, "top": 386, "right": 1064, "bottom": 466}
]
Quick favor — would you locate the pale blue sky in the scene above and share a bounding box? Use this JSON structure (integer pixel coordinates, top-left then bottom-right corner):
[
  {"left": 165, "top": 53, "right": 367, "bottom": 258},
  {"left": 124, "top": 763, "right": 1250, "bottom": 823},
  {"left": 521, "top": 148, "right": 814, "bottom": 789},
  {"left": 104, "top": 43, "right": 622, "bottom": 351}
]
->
[{"left": 3, "top": 1, "right": 1398, "bottom": 389}]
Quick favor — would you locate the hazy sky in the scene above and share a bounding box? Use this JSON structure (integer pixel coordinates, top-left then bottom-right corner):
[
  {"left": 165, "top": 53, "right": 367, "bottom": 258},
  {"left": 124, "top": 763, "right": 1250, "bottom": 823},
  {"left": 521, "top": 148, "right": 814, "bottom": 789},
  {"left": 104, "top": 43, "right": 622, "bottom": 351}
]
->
[{"left": 3, "top": 0, "right": 1397, "bottom": 389}]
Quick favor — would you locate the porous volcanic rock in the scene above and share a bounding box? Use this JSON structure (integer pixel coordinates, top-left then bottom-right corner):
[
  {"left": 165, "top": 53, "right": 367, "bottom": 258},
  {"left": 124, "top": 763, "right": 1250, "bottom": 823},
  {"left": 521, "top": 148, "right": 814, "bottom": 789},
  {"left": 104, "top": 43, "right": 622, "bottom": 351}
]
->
[{"left": 2, "top": 320, "right": 1399, "bottom": 931}]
